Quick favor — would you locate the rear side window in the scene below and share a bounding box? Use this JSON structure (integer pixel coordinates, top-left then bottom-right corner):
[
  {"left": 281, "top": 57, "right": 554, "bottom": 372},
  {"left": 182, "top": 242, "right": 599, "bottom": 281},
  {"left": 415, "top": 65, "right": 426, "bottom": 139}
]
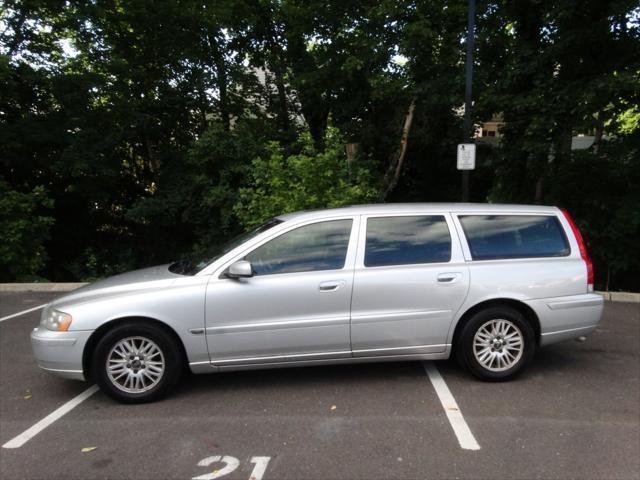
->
[
  {"left": 364, "top": 216, "right": 451, "bottom": 267},
  {"left": 459, "top": 215, "right": 570, "bottom": 260}
]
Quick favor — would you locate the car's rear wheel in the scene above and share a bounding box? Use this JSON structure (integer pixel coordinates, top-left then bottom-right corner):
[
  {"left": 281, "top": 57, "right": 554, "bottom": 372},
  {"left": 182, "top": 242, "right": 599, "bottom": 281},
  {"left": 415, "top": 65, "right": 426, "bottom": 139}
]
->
[
  {"left": 457, "top": 306, "right": 535, "bottom": 381},
  {"left": 92, "top": 322, "right": 182, "bottom": 403}
]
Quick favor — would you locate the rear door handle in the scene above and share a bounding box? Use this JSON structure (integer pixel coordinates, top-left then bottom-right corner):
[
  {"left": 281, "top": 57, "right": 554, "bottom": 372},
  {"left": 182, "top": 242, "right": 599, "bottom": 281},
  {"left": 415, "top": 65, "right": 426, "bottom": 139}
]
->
[
  {"left": 319, "top": 280, "right": 345, "bottom": 292},
  {"left": 437, "top": 273, "right": 462, "bottom": 284}
]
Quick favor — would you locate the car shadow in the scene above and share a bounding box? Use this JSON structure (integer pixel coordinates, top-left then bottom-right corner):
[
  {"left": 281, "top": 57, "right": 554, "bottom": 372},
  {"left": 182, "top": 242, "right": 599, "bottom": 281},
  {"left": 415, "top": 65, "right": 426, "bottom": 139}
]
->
[
  {"left": 173, "top": 360, "right": 426, "bottom": 398},
  {"left": 172, "top": 345, "right": 597, "bottom": 398}
]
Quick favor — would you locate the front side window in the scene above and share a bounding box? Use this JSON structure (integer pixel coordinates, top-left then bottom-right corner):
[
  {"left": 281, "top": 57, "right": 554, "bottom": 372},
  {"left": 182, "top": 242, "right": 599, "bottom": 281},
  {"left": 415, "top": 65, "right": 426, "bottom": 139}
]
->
[
  {"left": 459, "top": 215, "right": 570, "bottom": 260},
  {"left": 364, "top": 216, "right": 452, "bottom": 267},
  {"left": 246, "top": 219, "right": 353, "bottom": 275}
]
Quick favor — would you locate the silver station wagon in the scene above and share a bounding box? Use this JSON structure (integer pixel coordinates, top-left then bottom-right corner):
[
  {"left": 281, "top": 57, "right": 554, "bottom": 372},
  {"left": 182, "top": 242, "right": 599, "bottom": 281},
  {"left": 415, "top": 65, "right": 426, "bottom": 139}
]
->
[{"left": 32, "top": 204, "right": 604, "bottom": 402}]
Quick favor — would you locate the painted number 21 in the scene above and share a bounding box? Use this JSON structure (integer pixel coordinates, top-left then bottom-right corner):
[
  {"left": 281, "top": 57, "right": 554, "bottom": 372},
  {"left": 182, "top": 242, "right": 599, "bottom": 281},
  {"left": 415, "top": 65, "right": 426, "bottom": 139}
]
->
[{"left": 192, "top": 456, "right": 271, "bottom": 480}]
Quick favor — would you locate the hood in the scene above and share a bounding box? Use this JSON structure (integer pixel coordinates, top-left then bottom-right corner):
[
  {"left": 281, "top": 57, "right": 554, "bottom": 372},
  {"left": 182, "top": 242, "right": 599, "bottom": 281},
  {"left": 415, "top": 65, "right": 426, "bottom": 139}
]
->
[{"left": 51, "top": 264, "right": 182, "bottom": 308}]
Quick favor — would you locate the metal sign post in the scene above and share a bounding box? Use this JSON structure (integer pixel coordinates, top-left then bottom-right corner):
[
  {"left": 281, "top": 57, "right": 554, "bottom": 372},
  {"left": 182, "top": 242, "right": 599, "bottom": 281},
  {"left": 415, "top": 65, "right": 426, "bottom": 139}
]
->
[{"left": 461, "top": 0, "right": 475, "bottom": 202}]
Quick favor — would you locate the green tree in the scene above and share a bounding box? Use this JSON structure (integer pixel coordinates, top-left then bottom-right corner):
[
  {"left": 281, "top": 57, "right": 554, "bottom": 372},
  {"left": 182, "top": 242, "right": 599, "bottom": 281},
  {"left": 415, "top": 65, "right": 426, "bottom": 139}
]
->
[
  {"left": 0, "top": 181, "right": 54, "bottom": 281},
  {"left": 1, "top": 0, "right": 639, "bottom": 291},
  {"left": 234, "top": 128, "right": 377, "bottom": 228},
  {"left": 476, "top": 0, "right": 640, "bottom": 203},
  {"left": 126, "top": 120, "right": 268, "bottom": 262},
  {"left": 550, "top": 136, "right": 640, "bottom": 291}
]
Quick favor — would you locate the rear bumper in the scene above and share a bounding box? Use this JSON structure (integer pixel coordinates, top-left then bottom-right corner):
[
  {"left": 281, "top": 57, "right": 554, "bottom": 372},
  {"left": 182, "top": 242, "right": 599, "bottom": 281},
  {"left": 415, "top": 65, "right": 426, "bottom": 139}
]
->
[
  {"left": 31, "top": 327, "right": 93, "bottom": 381},
  {"left": 525, "top": 293, "right": 604, "bottom": 346},
  {"left": 539, "top": 324, "right": 599, "bottom": 345}
]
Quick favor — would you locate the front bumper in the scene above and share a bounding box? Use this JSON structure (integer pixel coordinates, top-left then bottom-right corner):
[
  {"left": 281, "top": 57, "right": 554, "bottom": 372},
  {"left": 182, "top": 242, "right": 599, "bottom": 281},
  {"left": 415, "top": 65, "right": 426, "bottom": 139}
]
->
[{"left": 31, "top": 327, "right": 93, "bottom": 381}]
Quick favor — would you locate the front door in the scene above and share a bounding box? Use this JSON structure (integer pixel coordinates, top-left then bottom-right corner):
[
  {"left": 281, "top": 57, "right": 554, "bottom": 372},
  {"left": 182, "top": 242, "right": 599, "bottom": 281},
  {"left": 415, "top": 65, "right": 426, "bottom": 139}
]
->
[
  {"left": 205, "top": 217, "right": 358, "bottom": 365},
  {"left": 350, "top": 214, "right": 469, "bottom": 356}
]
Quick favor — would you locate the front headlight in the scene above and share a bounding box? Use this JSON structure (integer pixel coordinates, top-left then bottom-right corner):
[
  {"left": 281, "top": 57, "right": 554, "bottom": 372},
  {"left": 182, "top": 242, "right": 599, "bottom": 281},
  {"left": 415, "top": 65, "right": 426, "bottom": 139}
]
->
[{"left": 41, "top": 308, "right": 73, "bottom": 332}]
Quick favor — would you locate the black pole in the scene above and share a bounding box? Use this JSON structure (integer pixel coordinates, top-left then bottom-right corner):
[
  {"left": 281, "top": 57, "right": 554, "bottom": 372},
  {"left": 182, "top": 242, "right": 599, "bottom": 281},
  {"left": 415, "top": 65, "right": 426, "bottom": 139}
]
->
[{"left": 461, "top": 0, "right": 475, "bottom": 202}]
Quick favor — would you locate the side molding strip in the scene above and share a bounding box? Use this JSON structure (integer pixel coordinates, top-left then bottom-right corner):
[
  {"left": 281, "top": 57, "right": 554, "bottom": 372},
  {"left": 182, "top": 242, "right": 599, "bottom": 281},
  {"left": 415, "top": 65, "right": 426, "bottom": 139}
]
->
[
  {"left": 204, "top": 316, "right": 349, "bottom": 334},
  {"left": 210, "top": 350, "right": 351, "bottom": 366},
  {"left": 547, "top": 297, "right": 604, "bottom": 310}
]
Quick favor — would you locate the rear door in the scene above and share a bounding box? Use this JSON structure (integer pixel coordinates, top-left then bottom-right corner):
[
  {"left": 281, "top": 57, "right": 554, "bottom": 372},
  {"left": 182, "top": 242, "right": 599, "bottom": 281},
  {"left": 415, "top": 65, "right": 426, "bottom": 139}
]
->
[{"left": 350, "top": 213, "right": 470, "bottom": 356}]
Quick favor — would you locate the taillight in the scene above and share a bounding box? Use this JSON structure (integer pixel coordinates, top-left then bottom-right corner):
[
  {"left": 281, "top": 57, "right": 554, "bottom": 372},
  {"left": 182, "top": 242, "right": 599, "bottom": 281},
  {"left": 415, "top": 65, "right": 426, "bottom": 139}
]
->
[{"left": 560, "top": 208, "right": 594, "bottom": 292}]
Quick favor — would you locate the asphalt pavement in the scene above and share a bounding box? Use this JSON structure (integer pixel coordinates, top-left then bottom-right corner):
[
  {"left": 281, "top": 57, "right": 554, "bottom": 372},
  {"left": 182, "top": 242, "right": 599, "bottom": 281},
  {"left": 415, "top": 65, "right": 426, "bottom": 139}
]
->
[{"left": 1, "top": 293, "right": 638, "bottom": 479}]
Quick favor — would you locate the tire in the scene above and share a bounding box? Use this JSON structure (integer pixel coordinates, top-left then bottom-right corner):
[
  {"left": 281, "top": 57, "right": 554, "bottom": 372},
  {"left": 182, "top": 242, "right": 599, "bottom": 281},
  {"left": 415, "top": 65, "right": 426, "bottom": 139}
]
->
[
  {"left": 456, "top": 306, "right": 535, "bottom": 381},
  {"left": 92, "top": 321, "right": 183, "bottom": 403}
]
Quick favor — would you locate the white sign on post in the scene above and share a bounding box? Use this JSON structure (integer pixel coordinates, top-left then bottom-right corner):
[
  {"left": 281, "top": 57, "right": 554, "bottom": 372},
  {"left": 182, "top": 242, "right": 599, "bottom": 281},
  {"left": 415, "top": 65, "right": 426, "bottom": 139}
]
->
[{"left": 457, "top": 143, "right": 476, "bottom": 170}]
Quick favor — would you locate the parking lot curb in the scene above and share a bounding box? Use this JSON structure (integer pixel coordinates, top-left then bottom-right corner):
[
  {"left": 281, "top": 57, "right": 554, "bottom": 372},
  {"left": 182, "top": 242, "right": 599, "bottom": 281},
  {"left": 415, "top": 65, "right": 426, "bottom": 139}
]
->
[
  {"left": 595, "top": 291, "right": 640, "bottom": 303},
  {"left": 0, "top": 283, "right": 88, "bottom": 292}
]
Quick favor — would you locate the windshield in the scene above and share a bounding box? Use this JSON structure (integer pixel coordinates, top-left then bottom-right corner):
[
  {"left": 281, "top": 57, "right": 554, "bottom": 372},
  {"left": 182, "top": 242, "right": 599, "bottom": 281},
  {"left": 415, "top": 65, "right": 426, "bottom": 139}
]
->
[{"left": 169, "top": 218, "right": 283, "bottom": 275}]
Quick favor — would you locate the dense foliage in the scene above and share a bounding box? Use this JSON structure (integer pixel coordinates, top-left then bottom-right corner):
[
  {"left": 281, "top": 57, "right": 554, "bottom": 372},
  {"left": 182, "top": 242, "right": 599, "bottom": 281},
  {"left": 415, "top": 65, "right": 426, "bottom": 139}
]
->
[
  {"left": 234, "top": 128, "right": 377, "bottom": 228},
  {"left": 0, "top": 180, "right": 53, "bottom": 281},
  {"left": 1, "top": 0, "right": 638, "bottom": 290}
]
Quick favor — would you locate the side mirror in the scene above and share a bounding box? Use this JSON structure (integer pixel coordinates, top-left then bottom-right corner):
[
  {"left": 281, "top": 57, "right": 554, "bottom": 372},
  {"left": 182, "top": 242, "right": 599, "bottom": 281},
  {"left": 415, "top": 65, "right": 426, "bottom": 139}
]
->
[{"left": 225, "top": 260, "right": 253, "bottom": 279}]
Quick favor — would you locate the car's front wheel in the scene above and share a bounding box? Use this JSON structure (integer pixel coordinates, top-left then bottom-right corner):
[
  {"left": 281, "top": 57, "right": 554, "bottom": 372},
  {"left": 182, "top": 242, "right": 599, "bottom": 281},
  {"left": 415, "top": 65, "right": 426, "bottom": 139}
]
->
[
  {"left": 92, "top": 322, "right": 183, "bottom": 403},
  {"left": 457, "top": 306, "right": 535, "bottom": 381}
]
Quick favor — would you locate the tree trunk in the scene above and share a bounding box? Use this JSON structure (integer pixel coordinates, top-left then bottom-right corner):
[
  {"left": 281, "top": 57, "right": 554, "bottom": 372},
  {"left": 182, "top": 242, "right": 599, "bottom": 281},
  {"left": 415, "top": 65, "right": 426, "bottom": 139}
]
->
[
  {"left": 592, "top": 113, "right": 604, "bottom": 154},
  {"left": 381, "top": 98, "right": 417, "bottom": 200},
  {"left": 534, "top": 174, "right": 545, "bottom": 204},
  {"left": 345, "top": 143, "right": 359, "bottom": 163},
  {"left": 208, "top": 34, "right": 230, "bottom": 132},
  {"left": 196, "top": 74, "right": 209, "bottom": 132},
  {"left": 549, "top": 124, "right": 573, "bottom": 182},
  {"left": 301, "top": 100, "right": 329, "bottom": 151},
  {"left": 286, "top": 32, "right": 328, "bottom": 149},
  {"left": 142, "top": 125, "right": 159, "bottom": 175},
  {"left": 273, "top": 68, "right": 290, "bottom": 133},
  {"left": 267, "top": 38, "right": 290, "bottom": 134},
  {"left": 559, "top": 130, "right": 573, "bottom": 160}
]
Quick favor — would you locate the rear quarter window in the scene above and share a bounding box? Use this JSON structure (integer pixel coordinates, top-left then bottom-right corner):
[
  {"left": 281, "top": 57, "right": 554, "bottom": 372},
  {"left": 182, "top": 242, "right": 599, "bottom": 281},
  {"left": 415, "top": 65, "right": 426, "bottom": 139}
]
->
[{"left": 459, "top": 215, "right": 570, "bottom": 260}]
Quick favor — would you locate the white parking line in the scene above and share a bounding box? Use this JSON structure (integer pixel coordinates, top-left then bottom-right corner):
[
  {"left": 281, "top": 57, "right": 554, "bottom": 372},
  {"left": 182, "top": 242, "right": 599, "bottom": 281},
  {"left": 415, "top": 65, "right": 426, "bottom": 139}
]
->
[
  {"left": 0, "top": 304, "right": 47, "bottom": 323},
  {"left": 2, "top": 385, "right": 99, "bottom": 449},
  {"left": 423, "top": 361, "right": 480, "bottom": 451}
]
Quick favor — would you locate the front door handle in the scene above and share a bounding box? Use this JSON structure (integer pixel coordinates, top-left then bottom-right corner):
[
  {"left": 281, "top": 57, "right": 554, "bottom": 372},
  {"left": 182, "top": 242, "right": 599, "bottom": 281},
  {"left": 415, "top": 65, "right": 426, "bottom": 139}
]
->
[
  {"left": 319, "top": 280, "right": 345, "bottom": 292},
  {"left": 437, "top": 272, "right": 462, "bottom": 284}
]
